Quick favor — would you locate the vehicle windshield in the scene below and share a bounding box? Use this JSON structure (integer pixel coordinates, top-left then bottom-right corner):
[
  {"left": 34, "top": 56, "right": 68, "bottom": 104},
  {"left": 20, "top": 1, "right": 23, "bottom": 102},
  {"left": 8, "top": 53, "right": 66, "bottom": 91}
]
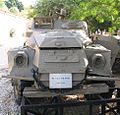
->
[{"left": 34, "top": 17, "right": 53, "bottom": 29}]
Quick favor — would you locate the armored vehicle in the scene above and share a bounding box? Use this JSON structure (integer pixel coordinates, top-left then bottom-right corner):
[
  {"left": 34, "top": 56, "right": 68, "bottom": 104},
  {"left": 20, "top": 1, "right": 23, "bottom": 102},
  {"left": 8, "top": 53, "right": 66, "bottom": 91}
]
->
[
  {"left": 94, "top": 35, "right": 120, "bottom": 74},
  {"left": 6, "top": 16, "right": 120, "bottom": 115}
]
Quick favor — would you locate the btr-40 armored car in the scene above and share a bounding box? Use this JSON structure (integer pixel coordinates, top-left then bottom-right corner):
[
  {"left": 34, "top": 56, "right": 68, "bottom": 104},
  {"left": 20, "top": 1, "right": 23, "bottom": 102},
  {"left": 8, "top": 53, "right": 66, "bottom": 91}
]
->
[{"left": 6, "top": 16, "right": 120, "bottom": 115}]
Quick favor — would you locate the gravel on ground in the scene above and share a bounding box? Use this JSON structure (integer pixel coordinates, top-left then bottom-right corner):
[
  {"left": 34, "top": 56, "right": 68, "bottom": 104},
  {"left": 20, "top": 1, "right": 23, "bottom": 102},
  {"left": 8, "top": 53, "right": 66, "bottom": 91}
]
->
[{"left": 0, "top": 68, "right": 19, "bottom": 115}]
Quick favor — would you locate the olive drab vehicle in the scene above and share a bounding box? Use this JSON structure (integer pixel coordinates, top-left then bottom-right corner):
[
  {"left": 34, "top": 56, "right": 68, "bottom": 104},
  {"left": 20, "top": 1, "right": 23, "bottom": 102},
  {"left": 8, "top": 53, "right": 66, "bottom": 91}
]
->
[{"left": 5, "top": 10, "right": 120, "bottom": 115}]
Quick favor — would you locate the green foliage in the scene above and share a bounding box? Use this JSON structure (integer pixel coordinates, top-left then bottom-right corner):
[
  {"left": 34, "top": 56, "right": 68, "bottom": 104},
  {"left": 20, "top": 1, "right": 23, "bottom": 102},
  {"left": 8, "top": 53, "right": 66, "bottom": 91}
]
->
[
  {"left": 0, "top": 1, "right": 8, "bottom": 10},
  {"left": 26, "top": 6, "right": 38, "bottom": 18},
  {"left": 70, "top": 0, "right": 120, "bottom": 32},
  {"left": 27, "top": 0, "right": 78, "bottom": 18},
  {"left": 27, "top": 0, "right": 120, "bottom": 33},
  {"left": 0, "top": 1, "right": 4, "bottom": 8},
  {"left": 5, "top": 0, "right": 24, "bottom": 12}
]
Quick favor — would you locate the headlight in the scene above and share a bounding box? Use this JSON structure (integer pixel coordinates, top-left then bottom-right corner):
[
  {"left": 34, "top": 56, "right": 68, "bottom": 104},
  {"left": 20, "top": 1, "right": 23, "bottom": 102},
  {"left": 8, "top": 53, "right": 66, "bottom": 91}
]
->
[
  {"left": 14, "top": 51, "right": 28, "bottom": 67},
  {"left": 92, "top": 54, "right": 106, "bottom": 69}
]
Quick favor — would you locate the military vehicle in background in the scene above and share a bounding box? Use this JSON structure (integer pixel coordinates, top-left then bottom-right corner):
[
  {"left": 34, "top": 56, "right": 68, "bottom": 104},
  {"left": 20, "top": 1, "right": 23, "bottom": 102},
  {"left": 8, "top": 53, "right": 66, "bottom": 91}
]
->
[
  {"left": 94, "top": 35, "right": 120, "bottom": 74},
  {"left": 5, "top": 10, "right": 120, "bottom": 115}
]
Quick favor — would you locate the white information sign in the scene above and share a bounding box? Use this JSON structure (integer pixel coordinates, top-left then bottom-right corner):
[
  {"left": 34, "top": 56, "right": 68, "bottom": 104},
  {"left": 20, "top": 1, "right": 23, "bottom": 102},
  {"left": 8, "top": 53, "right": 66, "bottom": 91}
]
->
[{"left": 49, "top": 73, "right": 72, "bottom": 89}]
